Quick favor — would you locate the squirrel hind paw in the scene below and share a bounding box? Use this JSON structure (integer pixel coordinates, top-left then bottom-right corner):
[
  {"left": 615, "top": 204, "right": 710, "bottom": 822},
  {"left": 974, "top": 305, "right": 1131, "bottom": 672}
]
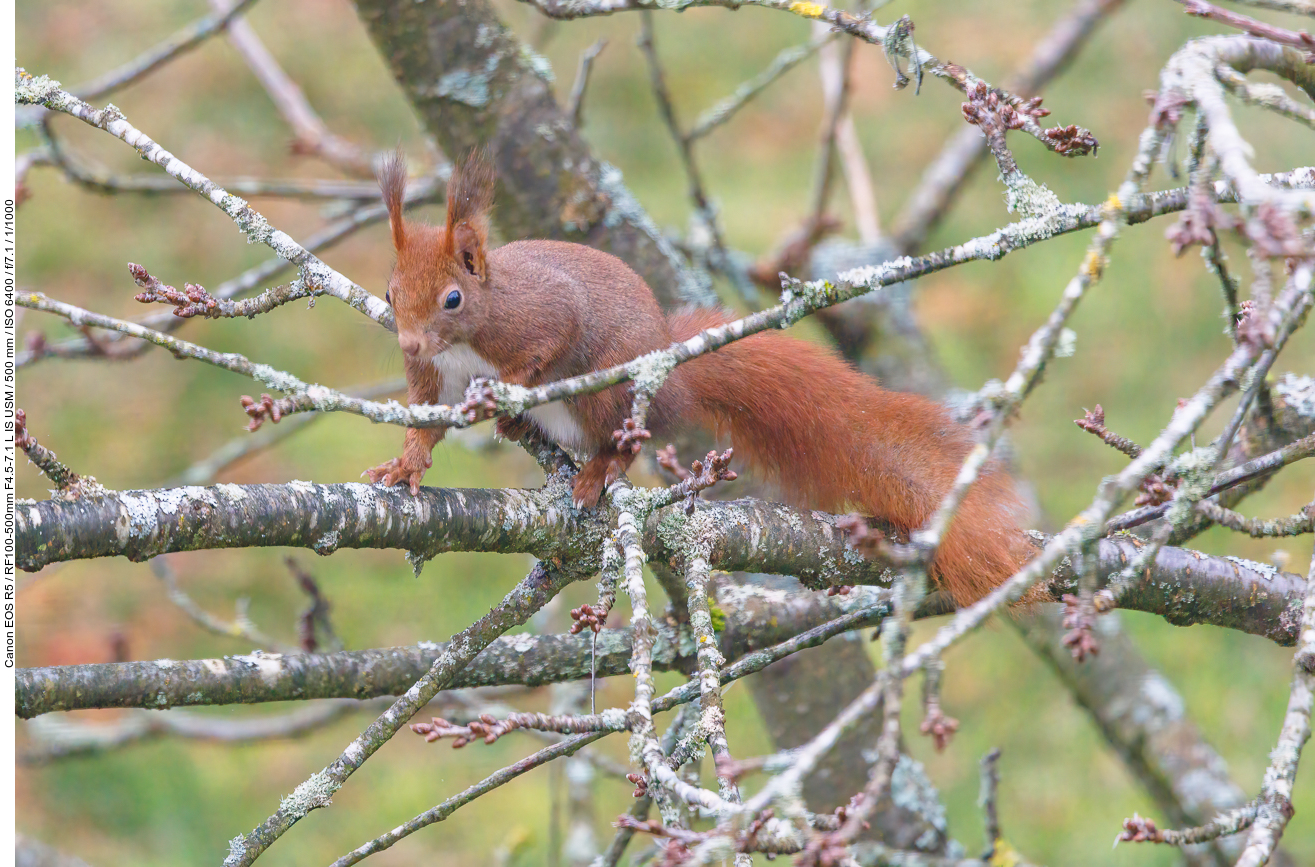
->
[
  {"left": 571, "top": 465, "right": 608, "bottom": 510},
  {"left": 571, "top": 476, "right": 603, "bottom": 510}
]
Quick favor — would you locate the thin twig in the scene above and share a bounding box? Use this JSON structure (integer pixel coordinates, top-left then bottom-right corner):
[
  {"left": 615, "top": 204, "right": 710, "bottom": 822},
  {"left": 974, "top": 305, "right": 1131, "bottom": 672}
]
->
[
  {"left": 687, "top": 30, "right": 837, "bottom": 141},
  {"left": 17, "top": 179, "right": 441, "bottom": 368},
  {"left": 980, "top": 748, "right": 1003, "bottom": 859},
  {"left": 150, "top": 557, "right": 299, "bottom": 655},
  {"left": 637, "top": 12, "right": 726, "bottom": 258},
  {"left": 73, "top": 0, "right": 261, "bottom": 102},
  {"left": 567, "top": 38, "right": 608, "bottom": 127},
  {"left": 891, "top": 0, "right": 1129, "bottom": 250},
  {"left": 211, "top": 0, "right": 383, "bottom": 177},
  {"left": 1233, "top": 544, "right": 1315, "bottom": 866},
  {"left": 1118, "top": 801, "right": 1260, "bottom": 846},
  {"left": 22, "top": 700, "right": 361, "bottom": 763},
  {"left": 1195, "top": 500, "right": 1314, "bottom": 538},
  {"left": 224, "top": 561, "right": 575, "bottom": 866},
  {"left": 1107, "top": 432, "right": 1315, "bottom": 532},
  {"left": 1179, "top": 0, "right": 1315, "bottom": 61}
]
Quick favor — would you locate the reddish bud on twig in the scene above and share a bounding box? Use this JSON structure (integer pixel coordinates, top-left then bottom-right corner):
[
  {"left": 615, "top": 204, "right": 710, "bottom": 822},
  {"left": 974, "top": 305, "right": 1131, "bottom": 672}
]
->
[
  {"left": 1042, "top": 124, "right": 1099, "bottom": 156},
  {"left": 1074, "top": 404, "right": 1144, "bottom": 460},
  {"left": 920, "top": 706, "right": 960, "bottom": 752},
  {"left": 240, "top": 393, "right": 284, "bottom": 431},
  {"left": 656, "top": 444, "right": 692, "bottom": 481},
  {"left": 1061, "top": 594, "right": 1100, "bottom": 662},
  {"left": 569, "top": 601, "right": 608, "bottom": 634},
  {"left": 1118, "top": 814, "right": 1163, "bottom": 843},
  {"left": 130, "top": 263, "right": 221, "bottom": 319},
  {"left": 613, "top": 417, "right": 652, "bottom": 455}
]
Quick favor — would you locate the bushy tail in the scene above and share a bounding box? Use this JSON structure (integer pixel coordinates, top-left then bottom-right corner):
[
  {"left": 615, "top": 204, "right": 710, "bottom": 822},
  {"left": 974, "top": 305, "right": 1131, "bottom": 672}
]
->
[{"left": 662, "top": 308, "right": 1032, "bottom": 605}]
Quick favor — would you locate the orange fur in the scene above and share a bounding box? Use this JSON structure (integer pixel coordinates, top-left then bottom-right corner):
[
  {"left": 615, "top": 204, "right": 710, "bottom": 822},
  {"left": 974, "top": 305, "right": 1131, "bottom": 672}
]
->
[
  {"left": 369, "top": 151, "right": 1033, "bottom": 605},
  {"left": 659, "top": 309, "right": 1033, "bottom": 606}
]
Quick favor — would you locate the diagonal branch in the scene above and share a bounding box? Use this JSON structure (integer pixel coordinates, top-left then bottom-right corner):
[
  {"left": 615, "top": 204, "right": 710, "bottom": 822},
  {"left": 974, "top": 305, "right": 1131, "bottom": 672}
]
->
[
  {"left": 223, "top": 560, "right": 577, "bottom": 866},
  {"left": 71, "top": 0, "right": 262, "bottom": 102}
]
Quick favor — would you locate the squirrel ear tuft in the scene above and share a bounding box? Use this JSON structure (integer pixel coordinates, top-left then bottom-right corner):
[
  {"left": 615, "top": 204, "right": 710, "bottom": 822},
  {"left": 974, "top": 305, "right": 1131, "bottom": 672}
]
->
[
  {"left": 444, "top": 148, "right": 494, "bottom": 281},
  {"left": 379, "top": 148, "right": 408, "bottom": 252}
]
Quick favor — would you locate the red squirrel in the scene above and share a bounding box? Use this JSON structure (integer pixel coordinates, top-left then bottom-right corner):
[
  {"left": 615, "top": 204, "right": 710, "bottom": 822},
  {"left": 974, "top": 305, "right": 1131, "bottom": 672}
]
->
[{"left": 364, "top": 152, "right": 1033, "bottom": 605}]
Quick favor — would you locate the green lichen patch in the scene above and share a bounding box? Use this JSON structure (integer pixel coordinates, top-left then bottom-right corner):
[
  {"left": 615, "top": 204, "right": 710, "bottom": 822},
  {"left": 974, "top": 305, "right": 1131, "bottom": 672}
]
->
[
  {"left": 14, "top": 68, "right": 64, "bottom": 105},
  {"left": 279, "top": 769, "right": 340, "bottom": 819}
]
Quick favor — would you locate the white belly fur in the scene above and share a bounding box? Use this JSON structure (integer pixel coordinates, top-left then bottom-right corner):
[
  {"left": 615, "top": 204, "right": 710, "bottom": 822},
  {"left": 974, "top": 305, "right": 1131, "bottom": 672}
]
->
[
  {"left": 432, "top": 344, "right": 497, "bottom": 405},
  {"left": 431, "top": 345, "right": 595, "bottom": 455}
]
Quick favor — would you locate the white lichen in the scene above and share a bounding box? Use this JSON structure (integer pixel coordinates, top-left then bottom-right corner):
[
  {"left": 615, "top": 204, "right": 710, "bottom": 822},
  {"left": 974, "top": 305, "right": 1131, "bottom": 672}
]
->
[
  {"left": 631, "top": 350, "right": 678, "bottom": 396},
  {"left": 279, "top": 770, "right": 340, "bottom": 819},
  {"left": 1055, "top": 327, "right": 1078, "bottom": 358},
  {"left": 13, "top": 68, "right": 64, "bottom": 105},
  {"left": 1003, "top": 173, "right": 1064, "bottom": 220},
  {"left": 517, "top": 44, "right": 555, "bottom": 82}
]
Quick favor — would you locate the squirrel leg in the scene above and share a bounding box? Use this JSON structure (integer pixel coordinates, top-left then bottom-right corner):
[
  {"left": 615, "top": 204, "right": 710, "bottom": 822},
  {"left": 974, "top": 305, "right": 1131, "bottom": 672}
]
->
[
  {"left": 572, "top": 447, "right": 637, "bottom": 509},
  {"left": 364, "top": 426, "right": 442, "bottom": 495},
  {"left": 495, "top": 415, "right": 533, "bottom": 441}
]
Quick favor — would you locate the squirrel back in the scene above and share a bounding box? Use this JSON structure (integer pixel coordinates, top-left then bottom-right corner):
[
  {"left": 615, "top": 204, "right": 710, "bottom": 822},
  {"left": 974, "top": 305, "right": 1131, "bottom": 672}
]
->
[{"left": 371, "top": 150, "right": 1032, "bottom": 605}]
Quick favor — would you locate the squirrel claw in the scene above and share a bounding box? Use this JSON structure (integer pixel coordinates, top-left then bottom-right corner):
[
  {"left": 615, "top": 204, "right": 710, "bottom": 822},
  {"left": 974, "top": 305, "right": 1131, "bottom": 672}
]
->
[
  {"left": 612, "top": 418, "right": 651, "bottom": 455},
  {"left": 364, "top": 456, "right": 429, "bottom": 495},
  {"left": 457, "top": 379, "right": 500, "bottom": 424}
]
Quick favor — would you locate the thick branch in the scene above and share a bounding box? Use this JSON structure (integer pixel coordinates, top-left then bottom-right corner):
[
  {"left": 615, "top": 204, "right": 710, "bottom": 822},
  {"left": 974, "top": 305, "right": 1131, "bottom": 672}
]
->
[{"left": 16, "top": 587, "right": 890, "bottom": 717}]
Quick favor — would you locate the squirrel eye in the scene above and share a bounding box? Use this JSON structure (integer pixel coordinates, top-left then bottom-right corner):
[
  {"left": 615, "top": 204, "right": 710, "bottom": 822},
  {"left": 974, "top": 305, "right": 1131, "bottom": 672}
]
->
[{"left": 444, "top": 289, "right": 462, "bottom": 310}]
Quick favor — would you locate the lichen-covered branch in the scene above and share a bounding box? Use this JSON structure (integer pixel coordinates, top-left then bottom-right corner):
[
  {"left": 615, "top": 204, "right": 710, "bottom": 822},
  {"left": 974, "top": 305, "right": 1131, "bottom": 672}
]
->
[
  {"left": 13, "top": 481, "right": 885, "bottom": 585},
  {"left": 223, "top": 560, "right": 576, "bottom": 866},
  {"left": 1159, "top": 37, "right": 1315, "bottom": 217},
  {"left": 516, "top": 0, "right": 1100, "bottom": 156},
  {"left": 1233, "top": 547, "right": 1315, "bottom": 866},
  {"left": 892, "top": 0, "right": 1128, "bottom": 251},
  {"left": 16, "top": 480, "right": 1309, "bottom": 643},
  {"left": 18, "top": 590, "right": 894, "bottom": 719}
]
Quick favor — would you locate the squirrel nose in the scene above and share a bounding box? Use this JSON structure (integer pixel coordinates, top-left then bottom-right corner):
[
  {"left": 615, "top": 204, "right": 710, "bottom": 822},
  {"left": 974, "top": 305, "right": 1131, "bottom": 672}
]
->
[{"left": 398, "top": 332, "right": 425, "bottom": 358}]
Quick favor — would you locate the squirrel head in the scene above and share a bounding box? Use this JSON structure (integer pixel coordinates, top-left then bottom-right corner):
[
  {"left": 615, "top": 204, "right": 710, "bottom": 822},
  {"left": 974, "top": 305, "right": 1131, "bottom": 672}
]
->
[{"left": 380, "top": 149, "right": 496, "bottom": 359}]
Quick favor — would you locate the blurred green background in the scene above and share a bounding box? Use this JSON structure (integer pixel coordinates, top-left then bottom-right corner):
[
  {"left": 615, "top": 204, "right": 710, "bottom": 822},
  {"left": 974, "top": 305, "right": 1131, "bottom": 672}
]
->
[{"left": 13, "top": 0, "right": 1315, "bottom": 864}]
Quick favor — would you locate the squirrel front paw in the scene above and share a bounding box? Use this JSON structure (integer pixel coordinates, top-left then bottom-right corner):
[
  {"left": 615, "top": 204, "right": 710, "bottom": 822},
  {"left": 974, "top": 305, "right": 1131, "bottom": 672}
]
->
[{"left": 363, "top": 454, "right": 431, "bottom": 496}]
